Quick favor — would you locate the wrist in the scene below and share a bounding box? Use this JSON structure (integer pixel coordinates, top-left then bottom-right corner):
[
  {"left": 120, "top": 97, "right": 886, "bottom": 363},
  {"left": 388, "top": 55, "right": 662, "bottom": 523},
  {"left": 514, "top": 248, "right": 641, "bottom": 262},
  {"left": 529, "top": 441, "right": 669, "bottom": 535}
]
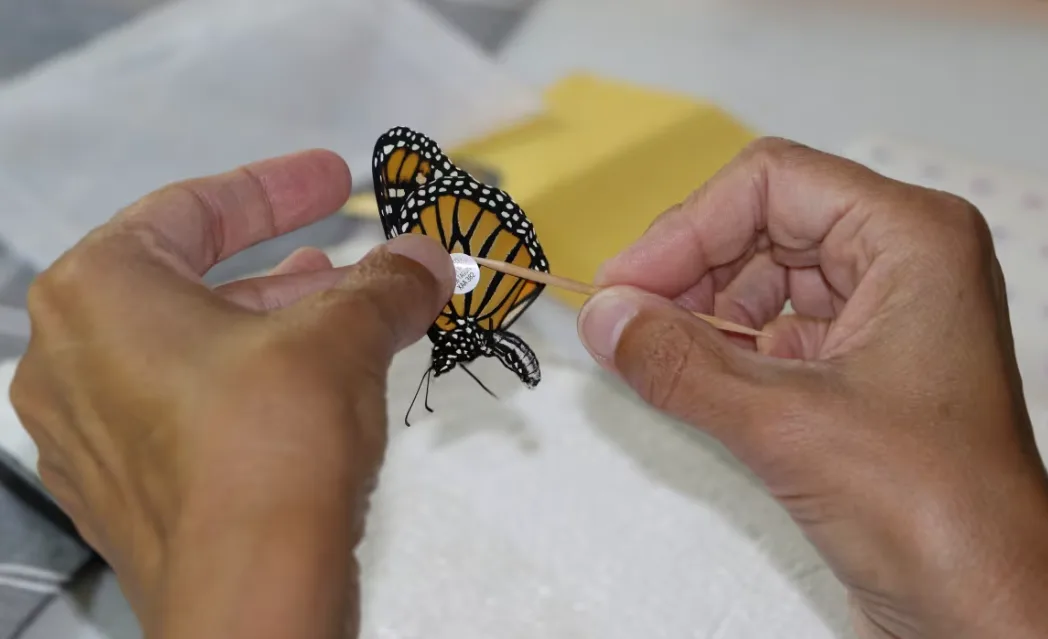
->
[
  {"left": 950, "top": 490, "right": 1048, "bottom": 637},
  {"left": 145, "top": 468, "right": 372, "bottom": 639},
  {"left": 901, "top": 465, "right": 1048, "bottom": 638}
]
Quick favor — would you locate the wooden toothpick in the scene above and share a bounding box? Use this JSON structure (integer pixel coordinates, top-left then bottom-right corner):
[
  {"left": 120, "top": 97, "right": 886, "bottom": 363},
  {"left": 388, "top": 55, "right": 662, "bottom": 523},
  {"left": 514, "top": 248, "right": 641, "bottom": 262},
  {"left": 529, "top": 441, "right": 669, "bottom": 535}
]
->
[{"left": 472, "top": 256, "right": 770, "bottom": 339}]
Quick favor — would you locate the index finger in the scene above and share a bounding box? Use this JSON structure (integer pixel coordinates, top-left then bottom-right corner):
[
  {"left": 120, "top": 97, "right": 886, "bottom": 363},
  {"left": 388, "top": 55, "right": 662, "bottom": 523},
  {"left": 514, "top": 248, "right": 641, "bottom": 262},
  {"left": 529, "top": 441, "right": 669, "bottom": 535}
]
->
[
  {"left": 595, "top": 138, "right": 899, "bottom": 301},
  {"left": 108, "top": 148, "right": 352, "bottom": 277}
]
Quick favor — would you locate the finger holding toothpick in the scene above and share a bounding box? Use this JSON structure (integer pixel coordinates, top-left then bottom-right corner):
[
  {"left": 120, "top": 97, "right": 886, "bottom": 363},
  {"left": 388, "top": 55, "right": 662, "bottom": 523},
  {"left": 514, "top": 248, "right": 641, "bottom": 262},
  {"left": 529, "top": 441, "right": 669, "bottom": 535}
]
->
[{"left": 451, "top": 253, "right": 769, "bottom": 339}]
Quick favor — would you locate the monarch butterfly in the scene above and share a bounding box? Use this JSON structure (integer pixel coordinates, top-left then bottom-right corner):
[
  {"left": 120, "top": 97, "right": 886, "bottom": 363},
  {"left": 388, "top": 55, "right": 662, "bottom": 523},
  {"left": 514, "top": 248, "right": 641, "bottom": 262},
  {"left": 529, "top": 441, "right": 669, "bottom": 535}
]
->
[{"left": 372, "top": 126, "right": 550, "bottom": 425}]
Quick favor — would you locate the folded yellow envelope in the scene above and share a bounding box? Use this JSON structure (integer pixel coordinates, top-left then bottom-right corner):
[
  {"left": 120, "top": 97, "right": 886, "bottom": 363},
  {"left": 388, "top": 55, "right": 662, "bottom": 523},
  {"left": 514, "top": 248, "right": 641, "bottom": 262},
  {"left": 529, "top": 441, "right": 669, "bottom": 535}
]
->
[{"left": 345, "top": 73, "right": 757, "bottom": 308}]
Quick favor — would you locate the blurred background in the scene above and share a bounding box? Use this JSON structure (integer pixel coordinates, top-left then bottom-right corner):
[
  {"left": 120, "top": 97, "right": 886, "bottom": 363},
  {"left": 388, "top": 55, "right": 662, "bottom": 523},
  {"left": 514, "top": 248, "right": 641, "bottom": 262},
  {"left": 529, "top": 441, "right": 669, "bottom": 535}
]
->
[{"left": 1, "top": 1, "right": 1047, "bottom": 637}]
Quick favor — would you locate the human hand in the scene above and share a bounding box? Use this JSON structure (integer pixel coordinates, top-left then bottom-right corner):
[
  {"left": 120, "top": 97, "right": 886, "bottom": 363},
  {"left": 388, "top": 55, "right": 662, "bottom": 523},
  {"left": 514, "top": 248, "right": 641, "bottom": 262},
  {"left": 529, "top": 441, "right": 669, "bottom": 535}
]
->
[
  {"left": 578, "top": 139, "right": 1048, "bottom": 638},
  {"left": 9, "top": 151, "right": 454, "bottom": 639}
]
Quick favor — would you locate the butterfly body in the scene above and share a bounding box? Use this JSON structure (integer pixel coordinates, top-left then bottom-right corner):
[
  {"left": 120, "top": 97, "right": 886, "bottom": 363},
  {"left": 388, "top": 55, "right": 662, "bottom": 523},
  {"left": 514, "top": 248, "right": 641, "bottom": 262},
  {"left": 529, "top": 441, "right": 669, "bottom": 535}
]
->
[
  {"left": 427, "top": 317, "right": 539, "bottom": 388},
  {"left": 371, "top": 127, "right": 548, "bottom": 416}
]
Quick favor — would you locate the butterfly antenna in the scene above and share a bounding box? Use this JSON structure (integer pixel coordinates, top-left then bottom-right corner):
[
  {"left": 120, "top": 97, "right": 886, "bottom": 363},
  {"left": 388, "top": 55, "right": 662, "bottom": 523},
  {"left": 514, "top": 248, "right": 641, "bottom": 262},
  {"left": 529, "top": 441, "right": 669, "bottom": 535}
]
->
[
  {"left": 461, "top": 365, "right": 499, "bottom": 400},
  {"left": 405, "top": 366, "right": 432, "bottom": 427},
  {"left": 424, "top": 367, "right": 434, "bottom": 413}
]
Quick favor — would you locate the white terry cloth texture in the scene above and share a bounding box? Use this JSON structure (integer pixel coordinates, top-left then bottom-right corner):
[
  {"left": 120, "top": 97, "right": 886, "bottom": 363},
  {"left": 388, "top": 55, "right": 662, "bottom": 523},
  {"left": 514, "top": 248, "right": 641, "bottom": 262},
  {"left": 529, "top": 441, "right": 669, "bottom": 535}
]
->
[{"left": 0, "top": 0, "right": 542, "bottom": 272}]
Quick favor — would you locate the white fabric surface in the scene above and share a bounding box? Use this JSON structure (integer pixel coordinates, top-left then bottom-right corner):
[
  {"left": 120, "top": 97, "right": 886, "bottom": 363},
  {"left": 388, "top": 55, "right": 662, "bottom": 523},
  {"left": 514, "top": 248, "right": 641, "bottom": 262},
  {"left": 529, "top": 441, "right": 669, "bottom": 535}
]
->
[{"left": 0, "top": 0, "right": 542, "bottom": 271}]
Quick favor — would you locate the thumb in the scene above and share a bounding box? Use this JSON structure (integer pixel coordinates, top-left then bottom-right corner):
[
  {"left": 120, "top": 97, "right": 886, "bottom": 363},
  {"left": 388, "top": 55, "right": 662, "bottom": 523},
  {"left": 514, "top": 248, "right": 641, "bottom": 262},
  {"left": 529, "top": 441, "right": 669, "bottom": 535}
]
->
[
  {"left": 578, "top": 286, "right": 779, "bottom": 442},
  {"left": 297, "top": 233, "right": 455, "bottom": 362}
]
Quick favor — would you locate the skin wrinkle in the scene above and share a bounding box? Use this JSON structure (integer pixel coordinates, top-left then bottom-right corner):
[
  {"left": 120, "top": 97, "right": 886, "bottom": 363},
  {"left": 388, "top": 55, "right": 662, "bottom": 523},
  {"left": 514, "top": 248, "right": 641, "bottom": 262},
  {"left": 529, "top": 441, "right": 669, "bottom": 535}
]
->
[
  {"left": 161, "top": 184, "right": 226, "bottom": 274},
  {"left": 747, "top": 142, "right": 772, "bottom": 237},
  {"left": 655, "top": 323, "right": 695, "bottom": 412},
  {"left": 215, "top": 266, "right": 354, "bottom": 313},
  {"left": 235, "top": 164, "right": 281, "bottom": 251},
  {"left": 227, "top": 279, "right": 269, "bottom": 312},
  {"left": 818, "top": 202, "right": 875, "bottom": 298},
  {"left": 673, "top": 247, "right": 763, "bottom": 315},
  {"left": 107, "top": 218, "right": 211, "bottom": 283},
  {"left": 714, "top": 253, "right": 789, "bottom": 328}
]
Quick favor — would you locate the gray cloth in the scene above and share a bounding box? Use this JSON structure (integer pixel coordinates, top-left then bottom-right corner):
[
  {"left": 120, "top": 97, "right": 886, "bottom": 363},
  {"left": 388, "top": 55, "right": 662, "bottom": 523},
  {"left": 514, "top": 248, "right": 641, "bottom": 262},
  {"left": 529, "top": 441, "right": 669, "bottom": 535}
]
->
[
  {"left": 0, "top": 246, "right": 33, "bottom": 362},
  {"left": 0, "top": 450, "right": 93, "bottom": 639},
  {"left": 423, "top": 0, "right": 540, "bottom": 53}
]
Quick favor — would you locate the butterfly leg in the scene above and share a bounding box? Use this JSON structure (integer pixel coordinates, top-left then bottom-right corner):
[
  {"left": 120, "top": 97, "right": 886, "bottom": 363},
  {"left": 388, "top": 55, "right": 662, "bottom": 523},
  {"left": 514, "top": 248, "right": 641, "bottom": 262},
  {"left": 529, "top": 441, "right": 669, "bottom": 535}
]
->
[{"left": 461, "top": 365, "right": 499, "bottom": 400}]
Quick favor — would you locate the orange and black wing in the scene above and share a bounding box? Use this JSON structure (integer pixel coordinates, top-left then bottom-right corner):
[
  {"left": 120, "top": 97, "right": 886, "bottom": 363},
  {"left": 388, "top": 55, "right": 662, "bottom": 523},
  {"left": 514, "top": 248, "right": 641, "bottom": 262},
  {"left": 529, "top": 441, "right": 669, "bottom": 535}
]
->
[
  {"left": 398, "top": 176, "right": 549, "bottom": 335},
  {"left": 372, "top": 127, "right": 464, "bottom": 239}
]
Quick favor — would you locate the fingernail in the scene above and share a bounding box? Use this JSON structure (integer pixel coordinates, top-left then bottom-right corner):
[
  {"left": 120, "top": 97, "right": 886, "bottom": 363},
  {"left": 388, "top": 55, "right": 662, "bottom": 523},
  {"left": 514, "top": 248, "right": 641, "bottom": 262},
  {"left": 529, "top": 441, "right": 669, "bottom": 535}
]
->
[
  {"left": 385, "top": 234, "right": 455, "bottom": 295},
  {"left": 578, "top": 288, "right": 642, "bottom": 362}
]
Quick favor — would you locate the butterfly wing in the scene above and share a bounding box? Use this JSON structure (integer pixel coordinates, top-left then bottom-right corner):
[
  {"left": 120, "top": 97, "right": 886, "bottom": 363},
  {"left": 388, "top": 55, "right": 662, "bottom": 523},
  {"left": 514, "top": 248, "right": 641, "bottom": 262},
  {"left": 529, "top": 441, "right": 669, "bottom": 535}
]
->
[
  {"left": 398, "top": 176, "right": 550, "bottom": 337},
  {"left": 372, "top": 127, "right": 464, "bottom": 239}
]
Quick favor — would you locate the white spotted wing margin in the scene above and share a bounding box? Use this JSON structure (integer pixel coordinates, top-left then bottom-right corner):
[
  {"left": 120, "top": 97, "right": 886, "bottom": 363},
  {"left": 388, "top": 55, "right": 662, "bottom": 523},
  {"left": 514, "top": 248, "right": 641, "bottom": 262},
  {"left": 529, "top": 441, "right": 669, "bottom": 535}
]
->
[{"left": 372, "top": 126, "right": 465, "bottom": 240}]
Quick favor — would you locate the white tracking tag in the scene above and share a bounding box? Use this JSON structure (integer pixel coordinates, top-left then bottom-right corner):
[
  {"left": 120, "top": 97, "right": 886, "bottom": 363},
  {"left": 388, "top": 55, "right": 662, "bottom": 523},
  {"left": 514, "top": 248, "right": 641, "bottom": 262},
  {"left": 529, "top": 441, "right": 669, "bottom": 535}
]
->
[{"left": 450, "top": 253, "right": 481, "bottom": 295}]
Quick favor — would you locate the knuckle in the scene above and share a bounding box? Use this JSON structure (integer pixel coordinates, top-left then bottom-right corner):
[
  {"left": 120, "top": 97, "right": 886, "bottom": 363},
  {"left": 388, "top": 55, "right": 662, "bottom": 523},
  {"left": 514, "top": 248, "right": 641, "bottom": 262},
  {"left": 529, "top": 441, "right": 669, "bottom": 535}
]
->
[
  {"left": 945, "top": 194, "right": 992, "bottom": 245},
  {"left": 23, "top": 277, "right": 48, "bottom": 320},
  {"left": 28, "top": 253, "right": 84, "bottom": 314},
  {"left": 136, "top": 181, "right": 200, "bottom": 215},
  {"left": 8, "top": 362, "right": 33, "bottom": 414},
  {"left": 741, "top": 136, "right": 815, "bottom": 168},
  {"left": 916, "top": 191, "right": 994, "bottom": 263}
]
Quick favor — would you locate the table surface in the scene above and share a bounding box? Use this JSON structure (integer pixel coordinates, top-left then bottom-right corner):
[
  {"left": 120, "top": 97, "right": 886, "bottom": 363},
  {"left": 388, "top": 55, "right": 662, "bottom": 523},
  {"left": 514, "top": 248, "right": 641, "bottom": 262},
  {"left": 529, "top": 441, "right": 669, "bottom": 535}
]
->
[
  {"left": 501, "top": 0, "right": 1048, "bottom": 177},
  {"left": 12, "top": 1, "right": 1048, "bottom": 637}
]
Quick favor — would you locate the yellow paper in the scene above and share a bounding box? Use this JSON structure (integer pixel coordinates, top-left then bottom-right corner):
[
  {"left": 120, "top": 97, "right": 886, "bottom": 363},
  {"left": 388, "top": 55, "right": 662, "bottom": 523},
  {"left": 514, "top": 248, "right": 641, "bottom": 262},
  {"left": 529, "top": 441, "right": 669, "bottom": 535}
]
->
[{"left": 345, "top": 73, "right": 757, "bottom": 308}]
